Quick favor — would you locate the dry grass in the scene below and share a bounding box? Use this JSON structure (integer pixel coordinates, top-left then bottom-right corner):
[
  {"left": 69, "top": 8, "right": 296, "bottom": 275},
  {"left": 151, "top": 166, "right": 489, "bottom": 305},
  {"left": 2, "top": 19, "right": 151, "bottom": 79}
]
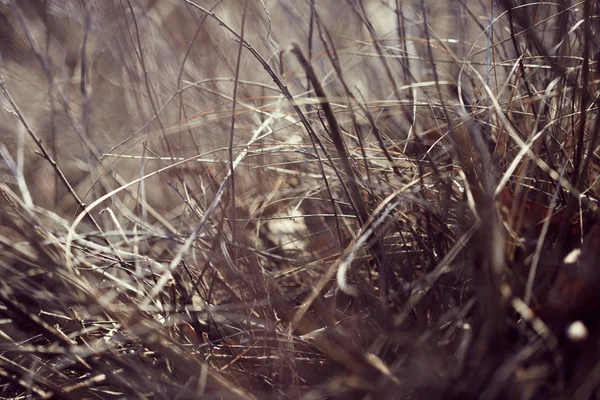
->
[{"left": 1, "top": 0, "right": 600, "bottom": 398}]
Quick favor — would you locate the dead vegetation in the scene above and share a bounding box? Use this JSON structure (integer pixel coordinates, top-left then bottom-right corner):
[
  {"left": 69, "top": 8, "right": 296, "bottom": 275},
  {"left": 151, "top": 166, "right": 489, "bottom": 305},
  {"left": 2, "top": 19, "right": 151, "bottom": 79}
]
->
[{"left": 1, "top": 0, "right": 600, "bottom": 398}]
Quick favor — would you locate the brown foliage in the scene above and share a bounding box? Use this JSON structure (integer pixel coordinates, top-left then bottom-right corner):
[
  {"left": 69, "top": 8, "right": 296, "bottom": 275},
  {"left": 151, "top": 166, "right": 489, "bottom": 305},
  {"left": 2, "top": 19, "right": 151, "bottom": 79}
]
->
[{"left": 1, "top": 1, "right": 600, "bottom": 399}]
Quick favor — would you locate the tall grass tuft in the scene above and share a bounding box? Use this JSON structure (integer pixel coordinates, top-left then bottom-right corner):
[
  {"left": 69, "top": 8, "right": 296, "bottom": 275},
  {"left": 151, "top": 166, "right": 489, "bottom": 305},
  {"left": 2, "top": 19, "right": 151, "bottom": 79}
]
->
[{"left": 1, "top": 1, "right": 600, "bottom": 398}]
